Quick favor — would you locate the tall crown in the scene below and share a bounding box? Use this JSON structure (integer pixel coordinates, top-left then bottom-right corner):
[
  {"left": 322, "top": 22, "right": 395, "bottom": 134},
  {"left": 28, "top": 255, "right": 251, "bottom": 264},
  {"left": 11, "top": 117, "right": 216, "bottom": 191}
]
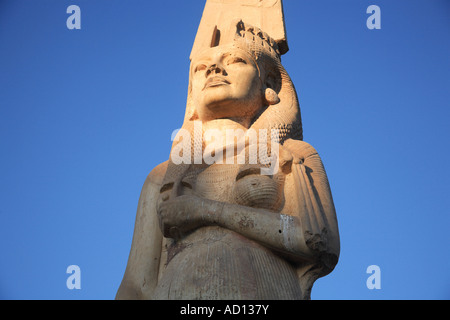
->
[
  {"left": 190, "top": 0, "right": 288, "bottom": 62},
  {"left": 233, "top": 19, "right": 282, "bottom": 61}
]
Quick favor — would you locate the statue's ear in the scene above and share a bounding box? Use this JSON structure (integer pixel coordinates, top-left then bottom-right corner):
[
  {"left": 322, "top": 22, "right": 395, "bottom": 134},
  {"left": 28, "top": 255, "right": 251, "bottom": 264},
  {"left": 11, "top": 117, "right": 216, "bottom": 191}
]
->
[
  {"left": 264, "top": 87, "right": 280, "bottom": 106},
  {"left": 263, "top": 71, "right": 281, "bottom": 106}
]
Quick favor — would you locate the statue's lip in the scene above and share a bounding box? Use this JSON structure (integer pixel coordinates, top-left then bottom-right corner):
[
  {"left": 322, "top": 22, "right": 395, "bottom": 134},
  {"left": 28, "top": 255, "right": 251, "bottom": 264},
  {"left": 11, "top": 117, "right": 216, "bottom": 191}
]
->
[{"left": 203, "top": 77, "right": 230, "bottom": 90}]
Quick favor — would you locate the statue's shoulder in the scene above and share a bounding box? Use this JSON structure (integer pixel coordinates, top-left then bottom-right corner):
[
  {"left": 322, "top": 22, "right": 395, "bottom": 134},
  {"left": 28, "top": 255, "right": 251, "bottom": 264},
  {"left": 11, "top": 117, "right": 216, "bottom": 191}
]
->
[
  {"left": 144, "top": 160, "right": 169, "bottom": 187},
  {"left": 282, "top": 139, "right": 319, "bottom": 161}
]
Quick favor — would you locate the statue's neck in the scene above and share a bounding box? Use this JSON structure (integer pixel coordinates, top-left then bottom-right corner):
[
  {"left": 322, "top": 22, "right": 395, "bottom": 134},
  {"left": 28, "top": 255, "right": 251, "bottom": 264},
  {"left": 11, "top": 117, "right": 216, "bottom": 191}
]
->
[
  {"left": 200, "top": 118, "right": 250, "bottom": 160},
  {"left": 202, "top": 118, "right": 250, "bottom": 133}
]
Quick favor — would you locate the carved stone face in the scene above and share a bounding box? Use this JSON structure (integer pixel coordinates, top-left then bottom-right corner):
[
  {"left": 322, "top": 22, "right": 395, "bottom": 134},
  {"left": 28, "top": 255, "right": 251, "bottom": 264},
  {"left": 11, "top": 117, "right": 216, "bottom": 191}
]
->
[{"left": 190, "top": 45, "right": 264, "bottom": 123}]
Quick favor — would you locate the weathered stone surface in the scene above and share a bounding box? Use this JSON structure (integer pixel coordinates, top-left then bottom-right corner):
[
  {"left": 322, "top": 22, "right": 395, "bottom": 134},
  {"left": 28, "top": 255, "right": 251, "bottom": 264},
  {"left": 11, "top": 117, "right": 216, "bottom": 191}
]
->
[
  {"left": 190, "top": 0, "right": 289, "bottom": 61},
  {"left": 116, "top": 0, "right": 339, "bottom": 300}
]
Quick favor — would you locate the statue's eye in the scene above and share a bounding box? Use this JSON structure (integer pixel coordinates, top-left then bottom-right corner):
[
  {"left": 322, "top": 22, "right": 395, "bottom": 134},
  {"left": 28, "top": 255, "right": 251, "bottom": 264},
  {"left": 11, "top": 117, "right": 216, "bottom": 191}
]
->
[
  {"left": 160, "top": 182, "right": 174, "bottom": 193},
  {"left": 194, "top": 64, "right": 207, "bottom": 73},
  {"left": 227, "top": 57, "right": 247, "bottom": 65}
]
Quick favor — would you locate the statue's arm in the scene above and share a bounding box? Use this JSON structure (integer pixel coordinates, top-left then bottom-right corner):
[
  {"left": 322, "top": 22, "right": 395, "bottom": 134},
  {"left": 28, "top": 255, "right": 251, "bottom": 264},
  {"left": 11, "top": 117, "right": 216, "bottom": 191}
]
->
[
  {"left": 282, "top": 139, "right": 340, "bottom": 270},
  {"left": 159, "top": 194, "right": 317, "bottom": 263},
  {"left": 211, "top": 199, "right": 317, "bottom": 262},
  {"left": 115, "top": 161, "right": 168, "bottom": 300},
  {"left": 158, "top": 140, "right": 337, "bottom": 263}
]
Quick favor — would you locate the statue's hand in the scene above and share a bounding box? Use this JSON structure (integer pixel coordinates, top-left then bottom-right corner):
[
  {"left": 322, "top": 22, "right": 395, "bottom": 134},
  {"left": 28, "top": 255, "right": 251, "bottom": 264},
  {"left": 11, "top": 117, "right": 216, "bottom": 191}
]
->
[
  {"left": 277, "top": 139, "right": 320, "bottom": 175},
  {"left": 282, "top": 139, "right": 318, "bottom": 164},
  {"left": 157, "top": 195, "right": 206, "bottom": 239}
]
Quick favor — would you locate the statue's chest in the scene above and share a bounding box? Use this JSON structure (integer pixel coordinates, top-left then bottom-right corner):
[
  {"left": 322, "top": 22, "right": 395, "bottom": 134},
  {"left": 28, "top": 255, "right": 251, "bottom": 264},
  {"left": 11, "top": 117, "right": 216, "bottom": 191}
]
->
[
  {"left": 193, "top": 164, "right": 284, "bottom": 212},
  {"left": 194, "top": 164, "right": 239, "bottom": 202}
]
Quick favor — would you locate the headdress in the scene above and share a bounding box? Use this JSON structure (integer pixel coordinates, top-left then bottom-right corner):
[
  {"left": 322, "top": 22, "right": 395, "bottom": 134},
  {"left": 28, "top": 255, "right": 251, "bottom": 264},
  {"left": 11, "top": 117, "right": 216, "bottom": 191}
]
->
[{"left": 179, "top": 18, "right": 303, "bottom": 154}]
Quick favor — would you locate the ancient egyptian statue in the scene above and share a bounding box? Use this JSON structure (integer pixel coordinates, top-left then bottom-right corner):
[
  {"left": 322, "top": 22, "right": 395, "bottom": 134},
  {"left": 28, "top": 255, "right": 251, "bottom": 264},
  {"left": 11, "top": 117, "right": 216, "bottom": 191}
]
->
[{"left": 116, "top": 0, "right": 340, "bottom": 300}]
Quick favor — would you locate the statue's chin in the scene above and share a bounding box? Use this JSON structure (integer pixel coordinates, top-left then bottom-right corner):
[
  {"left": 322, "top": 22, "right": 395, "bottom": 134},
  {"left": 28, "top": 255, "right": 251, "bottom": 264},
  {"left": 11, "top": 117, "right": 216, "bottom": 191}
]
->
[
  {"left": 197, "top": 103, "right": 236, "bottom": 121},
  {"left": 194, "top": 84, "right": 263, "bottom": 122},
  {"left": 197, "top": 101, "right": 263, "bottom": 124}
]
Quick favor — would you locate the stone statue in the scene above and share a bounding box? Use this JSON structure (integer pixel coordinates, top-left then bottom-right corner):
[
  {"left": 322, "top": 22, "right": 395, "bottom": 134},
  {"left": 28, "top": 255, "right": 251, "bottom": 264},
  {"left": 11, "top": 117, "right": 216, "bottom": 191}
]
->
[{"left": 116, "top": 0, "right": 339, "bottom": 300}]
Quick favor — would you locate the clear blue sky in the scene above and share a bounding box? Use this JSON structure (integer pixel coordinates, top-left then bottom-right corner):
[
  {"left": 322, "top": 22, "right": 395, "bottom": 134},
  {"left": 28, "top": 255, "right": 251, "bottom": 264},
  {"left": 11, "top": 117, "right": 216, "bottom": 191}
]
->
[{"left": 0, "top": 0, "right": 449, "bottom": 300}]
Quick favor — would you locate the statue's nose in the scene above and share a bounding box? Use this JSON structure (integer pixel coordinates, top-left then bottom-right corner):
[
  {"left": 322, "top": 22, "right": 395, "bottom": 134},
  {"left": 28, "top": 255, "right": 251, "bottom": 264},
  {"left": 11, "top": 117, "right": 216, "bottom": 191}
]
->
[{"left": 206, "top": 64, "right": 227, "bottom": 76}]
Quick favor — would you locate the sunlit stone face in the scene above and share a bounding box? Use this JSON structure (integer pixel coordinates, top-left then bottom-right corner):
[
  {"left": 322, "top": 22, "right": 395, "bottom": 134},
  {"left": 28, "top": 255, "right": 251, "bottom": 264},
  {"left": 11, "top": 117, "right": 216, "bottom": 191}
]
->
[{"left": 190, "top": 45, "right": 264, "bottom": 122}]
